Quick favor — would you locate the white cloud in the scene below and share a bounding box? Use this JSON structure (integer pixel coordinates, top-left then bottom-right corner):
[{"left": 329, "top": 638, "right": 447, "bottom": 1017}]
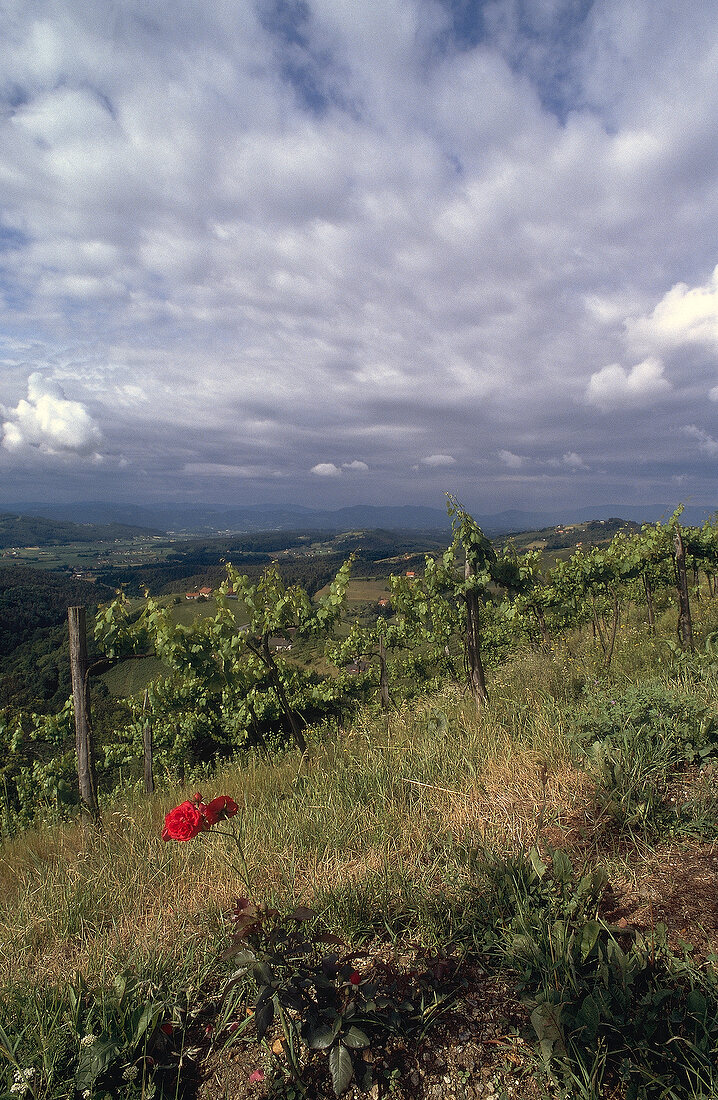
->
[
  {"left": 562, "top": 452, "right": 589, "bottom": 470},
  {"left": 497, "top": 449, "right": 523, "bottom": 468},
  {"left": 342, "top": 460, "right": 369, "bottom": 471},
  {"left": 585, "top": 358, "right": 671, "bottom": 409},
  {"left": 683, "top": 425, "right": 718, "bottom": 457},
  {"left": 420, "top": 454, "right": 455, "bottom": 467},
  {"left": 310, "top": 462, "right": 342, "bottom": 477},
  {"left": 1, "top": 372, "right": 102, "bottom": 455},
  {"left": 628, "top": 266, "right": 718, "bottom": 351}
]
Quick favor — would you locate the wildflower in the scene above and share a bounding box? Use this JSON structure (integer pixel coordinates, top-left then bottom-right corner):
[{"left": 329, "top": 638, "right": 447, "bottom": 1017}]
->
[
  {"left": 10, "top": 1069, "right": 35, "bottom": 1096},
  {"left": 349, "top": 970, "right": 361, "bottom": 985},
  {"left": 122, "top": 1065, "right": 140, "bottom": 1081},
  {"left": 249, "top": 1069, "right": 265, "bottom": 1084},
  {"left": 202, "top": 795, "right": 239, "bottom": 826},
  {"left": 80, "top": 1033, "right": 96, "bottom": 1047}
]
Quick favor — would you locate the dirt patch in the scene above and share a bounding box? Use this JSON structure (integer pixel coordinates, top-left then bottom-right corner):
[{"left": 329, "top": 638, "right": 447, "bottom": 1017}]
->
[
  {"left": 600, "top": 840, "right": 718, "bottom": 958},
  {"left": 195, "top": 959, "right": 544, "bottom": 1100}
]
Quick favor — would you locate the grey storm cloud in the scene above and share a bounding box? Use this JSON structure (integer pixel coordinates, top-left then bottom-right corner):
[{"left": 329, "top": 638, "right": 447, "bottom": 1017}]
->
[{"left": 1, "top": 0, "right": 718, "bottom": 511}]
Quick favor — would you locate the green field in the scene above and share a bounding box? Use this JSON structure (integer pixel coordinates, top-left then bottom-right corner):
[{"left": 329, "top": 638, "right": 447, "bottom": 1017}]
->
[
  {"left": 0, "top": 536, "right": 178, "bottom": 573},
  {"left": 315, "top": 577, "right": 390, "bottom": 603}
]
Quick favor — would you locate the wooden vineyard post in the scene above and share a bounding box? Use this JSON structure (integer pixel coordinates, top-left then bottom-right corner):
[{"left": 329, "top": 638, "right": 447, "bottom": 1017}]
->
[
  {"left": 142, "top": 689, "right": 154, "bottom": 795},
  {"left": 68, "top": 606, "right": 101, "bottom": 823},
  {"left": 673, "top": 527, "right": 694, "bottom": 652}
]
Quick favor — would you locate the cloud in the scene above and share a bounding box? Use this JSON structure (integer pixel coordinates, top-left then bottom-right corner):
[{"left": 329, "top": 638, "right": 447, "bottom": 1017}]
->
[
  {"left": 683, "top": 425, "right": 718, "bottom": 457},
  {"left": 562, "top": 452, "right": 589, "bottom": 470},
  {"left": 628, "top": 266, "right": 718, "bottom": 351},
  {"left": 420, "top": 454, "right": 455, "bottom": 467},
  {"left": 310, "top": 462, "right": 341, "bottom": 477},
  {"left": 183, "top": 463, "right": 283, "bottom": 478},
  {"left": 1, "top": 372, "right": 102, "bottom": 455},
  {"left": 342, "top": 460, "right": 369, "bottom": 471},
  {"left": 585, "top": 358, "right": 671, "bottom": 410},
  {"left": 2, "top": 3, "right": 718, "bottom": 509}
]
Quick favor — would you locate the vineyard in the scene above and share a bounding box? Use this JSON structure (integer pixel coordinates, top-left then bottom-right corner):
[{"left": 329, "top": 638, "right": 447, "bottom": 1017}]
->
[{"left": 2, "top": 502, "right": 718, "bottom": 1099}]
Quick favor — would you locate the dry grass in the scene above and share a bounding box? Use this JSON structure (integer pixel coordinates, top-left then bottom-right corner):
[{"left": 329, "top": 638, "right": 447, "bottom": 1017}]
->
[{"left": 0, "top": 672, "right": 582, "bottom": 988}]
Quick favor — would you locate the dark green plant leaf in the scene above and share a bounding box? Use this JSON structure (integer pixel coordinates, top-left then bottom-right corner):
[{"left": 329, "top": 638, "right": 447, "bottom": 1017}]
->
[
  {"left": 329, "top": 1042, "right": 353, "bottom": 1096},
  {"left": 76, "top": 1039, "right": 123, "bottom": 1091},
  {"left": 343, "top": 1026, "right": 370, "bottom": 1049},
  {"left": 307, "top": 1023, "right": 336, "bottom": 1049},
  {"left": 254, "top": 998, "right": 274, "bottom": 1041}
]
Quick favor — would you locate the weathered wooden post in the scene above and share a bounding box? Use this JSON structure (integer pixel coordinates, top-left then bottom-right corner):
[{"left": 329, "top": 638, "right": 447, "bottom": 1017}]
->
[
  {"left": 68, "top": 606, "right": 101, "bottom": 823},
  {"left": 673, "top": 527, "right": 694, "bottom": 652}
]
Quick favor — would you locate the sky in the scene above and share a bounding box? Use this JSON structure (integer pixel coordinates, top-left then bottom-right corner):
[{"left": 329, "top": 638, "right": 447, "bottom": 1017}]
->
[{"left": 1, "top": 0, "right": 718, "bottom": 516}]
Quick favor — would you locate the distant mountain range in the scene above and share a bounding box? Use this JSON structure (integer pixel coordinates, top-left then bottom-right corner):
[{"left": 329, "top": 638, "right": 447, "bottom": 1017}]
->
[{"left": 3, "top": 500, "right": 715, "bottom": 537}]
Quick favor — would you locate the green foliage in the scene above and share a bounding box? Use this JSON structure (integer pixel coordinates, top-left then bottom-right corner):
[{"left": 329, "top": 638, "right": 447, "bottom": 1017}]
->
[
  {"left": 0, "top": 702, "right": 79, "bottom": 836},
  {"left": 0, "top": 565, "right": 111, "bottom": 658},
  {"left": 0, "top": 970, "right": 191, "bottom": 1100},
  {"left": 471, "top": 848, "right": 718, "bottom": 1099},
  {"left": 93, "top": 557, "right": 354, "bottom": 762},
  {"left": 573, "top": 682, "right": 718, "bottom": 829}
]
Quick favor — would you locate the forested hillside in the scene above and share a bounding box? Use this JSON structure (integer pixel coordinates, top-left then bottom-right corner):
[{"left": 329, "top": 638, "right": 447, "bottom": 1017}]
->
[
  {"left": 0, "top": 512, "right": 161, "bottom": 547},
  {"left": 0, "top": 566, "right": 112, "bottom": 657}
]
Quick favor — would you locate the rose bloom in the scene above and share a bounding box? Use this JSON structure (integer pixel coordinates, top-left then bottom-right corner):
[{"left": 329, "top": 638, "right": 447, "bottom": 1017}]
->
[
  {"left": 201, "top": 795, "right": 239, "bottom": 826},
  {"left": 162, "top": 801, "right": 206, "bottom": 842}
]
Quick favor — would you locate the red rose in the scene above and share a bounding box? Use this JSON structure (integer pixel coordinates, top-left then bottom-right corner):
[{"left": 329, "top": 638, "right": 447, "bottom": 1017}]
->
[
  {"left": 203, "top": 795, "right": 239, "bottom": 825},
  {"left": 162, "top": 801, "right": 205, "bottom": 842}
]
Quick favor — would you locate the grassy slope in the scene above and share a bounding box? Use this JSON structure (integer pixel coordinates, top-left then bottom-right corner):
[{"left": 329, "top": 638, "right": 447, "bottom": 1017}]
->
[{"left": 2, "top": 599, "right": 718, "bottom": 1097}]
